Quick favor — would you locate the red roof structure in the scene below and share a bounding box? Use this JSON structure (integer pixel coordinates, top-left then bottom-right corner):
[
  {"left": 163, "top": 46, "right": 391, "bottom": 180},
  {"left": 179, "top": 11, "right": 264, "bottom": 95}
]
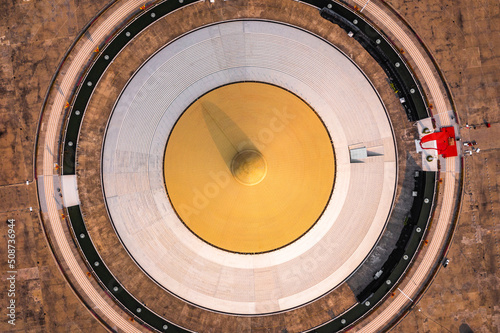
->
[{"left": 420, "top": 126, "right": 458, "bottom": 158}]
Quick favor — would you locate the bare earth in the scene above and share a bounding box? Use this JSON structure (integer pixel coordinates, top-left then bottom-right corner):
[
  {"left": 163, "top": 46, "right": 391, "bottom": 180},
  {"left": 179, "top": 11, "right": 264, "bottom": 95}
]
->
[{"left": 0, "top": 0, "right": 498, "bottom": 332}]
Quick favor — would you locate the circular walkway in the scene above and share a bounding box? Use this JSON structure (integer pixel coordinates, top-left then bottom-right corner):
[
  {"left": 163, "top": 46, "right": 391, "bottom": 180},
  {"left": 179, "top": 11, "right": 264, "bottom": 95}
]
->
[
  {"left": 102, "top": 20, "right": 396, "bottom": 314},
  {"left": 34, "top": 1, "right": 461, "bottom": 332}
]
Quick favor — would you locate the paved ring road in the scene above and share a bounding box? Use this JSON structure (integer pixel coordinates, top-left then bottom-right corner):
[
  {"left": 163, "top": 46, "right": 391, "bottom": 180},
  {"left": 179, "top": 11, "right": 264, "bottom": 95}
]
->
[{"left": 35, "top": 0, "right": 461, "bottom": 332}]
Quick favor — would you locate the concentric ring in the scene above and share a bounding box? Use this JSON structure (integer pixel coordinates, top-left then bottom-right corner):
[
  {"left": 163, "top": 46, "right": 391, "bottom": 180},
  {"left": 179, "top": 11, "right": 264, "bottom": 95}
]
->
[
  {"left": 102, "top": 20, "right": 396, "bottom": 314},
  {"left": 34, "top": 0, "right": 462, "bottom": 331}
]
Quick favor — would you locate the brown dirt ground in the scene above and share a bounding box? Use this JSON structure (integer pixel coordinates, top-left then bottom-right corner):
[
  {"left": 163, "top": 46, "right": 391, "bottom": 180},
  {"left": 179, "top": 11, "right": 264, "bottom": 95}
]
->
[{"left": 0, "top": 0, "right": 498, "bottom": 332}]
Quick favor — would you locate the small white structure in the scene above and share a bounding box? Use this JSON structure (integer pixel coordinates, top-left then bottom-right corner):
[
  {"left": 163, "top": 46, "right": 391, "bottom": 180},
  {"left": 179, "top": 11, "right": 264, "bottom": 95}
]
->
[
  {"left": 61, "top": 175, "right": 80, "bottom": 207},
  {"left": 415, "top": 117, "right": 438, "bottom": 171},
  {"left": 350, "top": 146, "right": 367, "bottom": 162}
]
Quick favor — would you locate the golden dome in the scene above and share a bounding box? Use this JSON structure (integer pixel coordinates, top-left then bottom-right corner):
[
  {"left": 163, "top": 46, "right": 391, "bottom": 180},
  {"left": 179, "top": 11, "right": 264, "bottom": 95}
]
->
[{"left": 164, "top": 82, "right": 335, "bottom": 253}]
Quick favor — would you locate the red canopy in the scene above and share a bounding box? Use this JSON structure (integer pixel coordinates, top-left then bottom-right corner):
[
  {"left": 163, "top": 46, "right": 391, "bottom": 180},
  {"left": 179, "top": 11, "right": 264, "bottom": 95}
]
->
[{"left": 420, "top": 126, "right": 458, "bottom": 158}]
